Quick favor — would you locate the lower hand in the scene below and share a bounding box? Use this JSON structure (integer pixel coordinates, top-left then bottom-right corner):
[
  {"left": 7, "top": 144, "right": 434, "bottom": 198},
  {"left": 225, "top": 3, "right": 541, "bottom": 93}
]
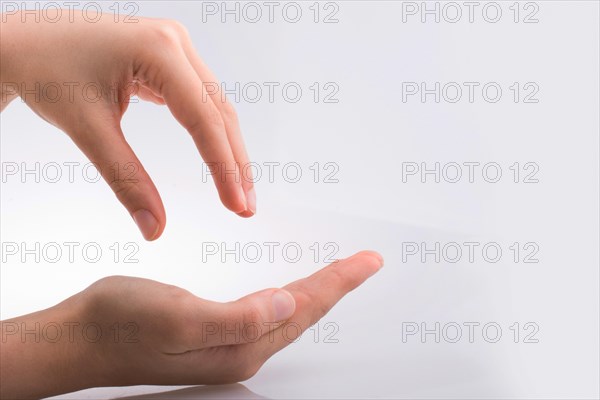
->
[{"left": 0, "top": 251, "right": 383, "bottom": 399}]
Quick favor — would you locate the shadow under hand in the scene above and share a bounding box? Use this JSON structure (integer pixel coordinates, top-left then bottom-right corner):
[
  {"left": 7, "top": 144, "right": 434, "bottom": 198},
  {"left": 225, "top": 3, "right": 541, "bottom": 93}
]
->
[{"left": 112, "top": 384, "right": 268, "bottom": 400}]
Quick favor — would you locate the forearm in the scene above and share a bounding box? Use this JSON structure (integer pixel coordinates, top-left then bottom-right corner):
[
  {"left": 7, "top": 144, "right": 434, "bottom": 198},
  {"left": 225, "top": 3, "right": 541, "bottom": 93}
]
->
[{"left": 0, "top": 296, "right": 96, "bottom": 399}]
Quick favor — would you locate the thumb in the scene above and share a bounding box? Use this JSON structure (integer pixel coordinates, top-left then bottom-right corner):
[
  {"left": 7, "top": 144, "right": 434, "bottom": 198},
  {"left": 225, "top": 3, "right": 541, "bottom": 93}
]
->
[
  {"left": 197, "top": 288, "right": 297, "bottom": 348},
  {"left": 70, "top": 120, "right": 166, "bottom": 240}
]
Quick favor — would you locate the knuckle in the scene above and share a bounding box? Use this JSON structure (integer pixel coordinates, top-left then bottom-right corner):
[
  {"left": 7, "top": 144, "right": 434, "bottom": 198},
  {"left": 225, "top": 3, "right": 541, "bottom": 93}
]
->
[
  {"left": 316, "top": 301, "right": 333, "bottom": 321},
  {"left": 109, "top": 178, "right": 138, "bottom": 204},
  {"left": 200, "top": 106, "right": 227, "bottom": 133},
  {"left": 220, "top": 101, "right": 239, "bottom": 125},
  {"left": 148, "top": 21, "right": 182, "bottom": 48},
  {"left": 242, "top": 303, "right": 263, "bottom": 326},
  {"left": 83, "top": 276, "right": 128, "bottom": 314},
  {"left": 315, "top": 270, "right": 344, "bottom": 317},
  {"left": 295, "top": 286, "right": 331, "bottom": 325},
  {"left": 163, "top": 289, "right": 198, "bottom": 339},
  {"left": 86, "top": 276, "right": 119, "bottom": 298},
  {"left": 168, "top": 19, "right": 189, "bottom": 37},
  {"left": 325, "top": 266, "right": 347, "bottom": 293},
  {"left": 166, "top": 284, "right": 191, "bottom": 303}
]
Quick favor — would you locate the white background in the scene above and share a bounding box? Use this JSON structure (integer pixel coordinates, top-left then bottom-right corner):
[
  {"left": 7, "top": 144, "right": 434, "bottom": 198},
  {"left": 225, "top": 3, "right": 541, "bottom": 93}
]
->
[{"left": 1, "top": 1, "right": 599, "bottom": 398}]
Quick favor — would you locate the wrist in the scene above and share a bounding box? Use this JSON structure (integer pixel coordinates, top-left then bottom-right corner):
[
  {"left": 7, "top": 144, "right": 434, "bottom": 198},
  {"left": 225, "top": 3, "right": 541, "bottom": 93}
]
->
[
  {"left": 0, "top": 292, "right": 102, "bottom": 399},
  {"left": 53, "top": 292, "right": 110, "bottom": 392}
]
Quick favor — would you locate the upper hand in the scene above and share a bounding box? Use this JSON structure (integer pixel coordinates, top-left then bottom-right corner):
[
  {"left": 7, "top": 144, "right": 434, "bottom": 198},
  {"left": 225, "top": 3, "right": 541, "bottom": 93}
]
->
[{"left": 1, "top": 12, "right": 255, "bottom": 240}]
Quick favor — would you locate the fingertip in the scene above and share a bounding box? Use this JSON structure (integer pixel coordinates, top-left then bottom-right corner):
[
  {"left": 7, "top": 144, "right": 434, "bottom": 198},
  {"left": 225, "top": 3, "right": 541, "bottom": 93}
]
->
[
  {"left": 219, "top": 184, "right": 247, "bottom": 214},
  {"left": 348, "top": 250, "right": 384, "bottom": 271},
  {"left": 236, "top": 186, "right": 256, "bottom": 218},
  {"left": 245, "top": 186, "right": 256, "bottom": 214},
  {"left": 149, "top": 222, "right": 165, "bottom": 241},
  {"left": 361, "top": 250, "right": 384, "bottom": 267},
  {"left": 132, "top": 209, "right": 161, "bottom": 241}
]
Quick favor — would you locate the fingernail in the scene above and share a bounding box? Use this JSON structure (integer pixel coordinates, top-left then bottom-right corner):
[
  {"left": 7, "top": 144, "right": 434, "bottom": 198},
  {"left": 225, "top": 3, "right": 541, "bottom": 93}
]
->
[
  {"left": 246, "top": 187, "right": 256, "bottom": 214},
  {"left": 373, "top": 253, "right": 384, "bottom": 268},
  {"left": 132, "top": 209, "right": 159, "bottom": 241},
  {"left": 238, "top": 184, "right": 247, "bottom": 212},
  {"left": 360, "top": 251, "right": 384, "bottom": 269},
  {"left": 272, "top": 290, "right": 296, "bottom": 321}
]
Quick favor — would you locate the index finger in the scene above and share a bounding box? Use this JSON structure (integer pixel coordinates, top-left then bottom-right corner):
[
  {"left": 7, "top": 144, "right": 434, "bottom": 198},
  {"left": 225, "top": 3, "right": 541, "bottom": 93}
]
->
[
  {"left": 142, "top": 43, "right": 247, "bottom": 214},
  {"left": 181, "top": 40, "right": 256, "bottom": 217},
  {"left": 253, "top": 251, "right": 384, "bottom": 360}
]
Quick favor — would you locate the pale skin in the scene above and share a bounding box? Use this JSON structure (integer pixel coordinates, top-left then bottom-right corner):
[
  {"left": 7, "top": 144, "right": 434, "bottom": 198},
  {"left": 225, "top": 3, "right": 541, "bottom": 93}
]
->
[
  {"left": 1, "top": 11, "right": 256, "bottom": 240},
  {"left": 0, "top": 11, "right": 383, "bottom": 400},
  {"left": 1, "top": 252, "right": 383, "bottom": 399}
]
